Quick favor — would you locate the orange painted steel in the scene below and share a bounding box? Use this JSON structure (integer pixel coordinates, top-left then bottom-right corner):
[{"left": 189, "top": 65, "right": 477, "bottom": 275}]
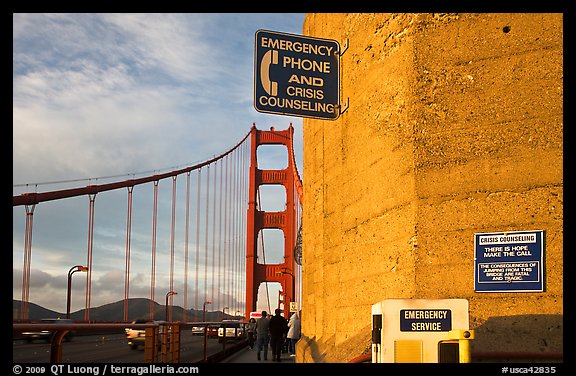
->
[{"left": 245, "top": 125, "right": 300, "bottom": 320}]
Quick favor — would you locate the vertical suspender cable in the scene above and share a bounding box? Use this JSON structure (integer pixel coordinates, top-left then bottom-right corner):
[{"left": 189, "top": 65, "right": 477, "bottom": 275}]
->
[
  {"left": 184, "top": 172, "right": 191, "bottom": 322},
  {"left": 21, "top": 204, "right": 35, "bottom": 320},
  {"left": 124, "top": 186, "right": 134, "bottom": 321},
  {"left": 232, "top": 148, "right": 238, "bottom": 312},
  {"left": 217, "top": 157, "right": 224, "bottom": 313},
  {"left": 235, "top": 145, "right": 242, "bottom": 314},
  {"left": 239, "top": 142, "right": 247, "bottom": 315},
  {"left": 85, "top": 193, "right": 96, "bottom": 321},
  {"left": 226, "top": 154, "right": 233, "bottom": 310},
  {"left": 204, "top": 166, "right": 210, "bottom": 312},
  {"left": 230, "top": 150, "right": 236, "bottom": 313},
  {"left": 223, "top": 156, "right": 229, "bottom": 312},
  {"left": 211, "top": 160, "right": 217, "bottom": 310},
  {"left": 237, "top": 146, "right": 241, "bottom": 315},
  {"left": 241, "top": 141, "right": 248, "bottom": 314},
  {"left": 169, "top": 176, "right": 177, "bottom": 321},
  {"left": 239, "top": 142, "right": 245, "bottom": 315},
  {"left": 195, "top": 169, "right": 202, "bottom": 321},
  {"left": 150, "top": 181, "right": 159, "bottom": 319},
  {"left": 231, "top": 148, "right": 238, "bottom": 314},
  {"left": 236, "top": 145, "right": 243, "bottom": 314},
  {"left": 244, "top": 141, "right": 249, "bottom": 312}
]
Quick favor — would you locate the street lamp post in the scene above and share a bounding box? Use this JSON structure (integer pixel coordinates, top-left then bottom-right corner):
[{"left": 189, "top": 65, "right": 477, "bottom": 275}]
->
[
  {"left": 67, "top": 265, "right": 88, "bottom": 319},
  {"left": 276, "top": 268, "right": 295, "bottom": 317},
  {"left": 165, "top": 291, "right": 177, "bottom": 322},
  {"left": 202, "top": 301, "right": 212, "bottom": 322},
  {"left": 222, "top": 306, "right": 229, "bottom": 319}
]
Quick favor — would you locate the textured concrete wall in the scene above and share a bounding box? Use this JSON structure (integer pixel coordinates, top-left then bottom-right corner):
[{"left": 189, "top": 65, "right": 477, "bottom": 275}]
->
[{"left": 298, "top": 13, "right": 563, "bottom": 363}]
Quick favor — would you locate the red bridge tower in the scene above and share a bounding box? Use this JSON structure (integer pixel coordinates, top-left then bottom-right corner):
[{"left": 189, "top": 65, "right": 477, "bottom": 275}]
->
[{"left": 245, "top": 125, "right": 299, "bottom": 319}]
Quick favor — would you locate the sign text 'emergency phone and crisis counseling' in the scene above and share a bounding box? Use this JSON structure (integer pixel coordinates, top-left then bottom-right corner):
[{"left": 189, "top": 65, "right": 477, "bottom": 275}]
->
[{"left": 254, "top": 30, "right": 340, "bottom": 120}]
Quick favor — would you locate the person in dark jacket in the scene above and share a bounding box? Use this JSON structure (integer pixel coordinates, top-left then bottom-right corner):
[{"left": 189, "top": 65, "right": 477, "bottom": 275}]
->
[
  {"left": 268, "top": 308, "right": 288, "bottom": 362},
  {"left": 255, "top": 311, "right": 270, "bottom": 361}
]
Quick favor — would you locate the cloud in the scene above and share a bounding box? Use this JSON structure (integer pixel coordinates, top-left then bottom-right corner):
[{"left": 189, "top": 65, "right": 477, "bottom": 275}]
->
[
  {"left": 101, "top": 14, "right": 217, "bottom": 83},
  {"left": 13, "top": 13, "right": 305, "bottom": 315}
]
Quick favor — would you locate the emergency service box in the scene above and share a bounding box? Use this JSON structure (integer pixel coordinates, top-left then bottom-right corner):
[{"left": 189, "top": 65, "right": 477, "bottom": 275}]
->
[{"left": 371, "top": 299, "right": 474, "bottom": 363}]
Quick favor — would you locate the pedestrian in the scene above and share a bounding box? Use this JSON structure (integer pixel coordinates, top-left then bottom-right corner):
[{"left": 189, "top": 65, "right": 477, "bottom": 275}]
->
[
  {"left": 247, "top": 317, "right": 256, "bottom": 349},
  {"left": 269, "top": 308, "right": 288, "bottom": 362},
  {"left": 287, "top": 310, "right": 301, "bottom": 356},
  {"left": 254, "top": 311, "right": 270, "bottom": 361}
]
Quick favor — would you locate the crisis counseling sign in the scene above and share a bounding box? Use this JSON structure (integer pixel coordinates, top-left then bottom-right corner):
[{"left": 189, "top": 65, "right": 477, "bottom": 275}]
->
[
  {"left": 254, "top": 29, "right": 340, "bottom": 120},
  {"left": 474, "top": 230, "right": 545, "bottom": 292}
]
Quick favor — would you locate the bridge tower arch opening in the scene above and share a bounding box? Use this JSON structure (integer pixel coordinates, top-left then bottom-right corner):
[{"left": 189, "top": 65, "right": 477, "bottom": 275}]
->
[{"left": 258, "top": 228, "right": 285, "bottom": 265}]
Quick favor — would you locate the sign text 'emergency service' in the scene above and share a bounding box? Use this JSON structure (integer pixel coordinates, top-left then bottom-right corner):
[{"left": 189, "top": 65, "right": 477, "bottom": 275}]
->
[
  {"left": 400, "top": 309, "right": 452, "bottom": 332},
  {"left": 254, "top": 30, "right": 340, "bottom": 120}
]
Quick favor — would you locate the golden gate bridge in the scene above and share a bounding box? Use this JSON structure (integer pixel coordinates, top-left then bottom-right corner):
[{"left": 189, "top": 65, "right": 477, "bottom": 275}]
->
[{"left": 13, "top": 124, "right": 303, "bottom": 324}]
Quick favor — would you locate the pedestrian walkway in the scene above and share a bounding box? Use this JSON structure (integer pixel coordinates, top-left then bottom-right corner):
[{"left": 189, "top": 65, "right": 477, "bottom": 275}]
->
[{"left": 220, "top": 345, "right": 295, "bottom": 363}]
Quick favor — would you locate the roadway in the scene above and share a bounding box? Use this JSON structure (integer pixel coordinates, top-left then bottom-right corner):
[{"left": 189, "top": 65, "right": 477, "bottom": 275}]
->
[{"left": 13, "top": 332, "right": 240, "bottom": 363}]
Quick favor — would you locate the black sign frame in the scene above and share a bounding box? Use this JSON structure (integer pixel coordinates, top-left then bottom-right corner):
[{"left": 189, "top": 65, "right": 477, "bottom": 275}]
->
[{"left": 254, "top": 29, "right": 341, "bottom": 120}]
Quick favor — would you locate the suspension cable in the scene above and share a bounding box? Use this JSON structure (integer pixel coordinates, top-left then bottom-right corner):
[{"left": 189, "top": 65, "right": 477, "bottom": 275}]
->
[{"left": 13, "top": 128, "right": 252, "bottom": 207}]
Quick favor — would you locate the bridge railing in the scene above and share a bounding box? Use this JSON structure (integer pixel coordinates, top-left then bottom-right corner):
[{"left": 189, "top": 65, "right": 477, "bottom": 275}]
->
[{"left": 13, "top": 322, "right": 247, "bottom": 364}]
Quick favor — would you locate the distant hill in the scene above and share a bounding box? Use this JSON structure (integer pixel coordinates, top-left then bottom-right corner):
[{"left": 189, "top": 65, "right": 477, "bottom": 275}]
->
[
  {"left": 12, "top": 300, "right": 63, "bottom": 320},
  {"left": 13, "top": 298, "right": 241, "bottom": 322}
]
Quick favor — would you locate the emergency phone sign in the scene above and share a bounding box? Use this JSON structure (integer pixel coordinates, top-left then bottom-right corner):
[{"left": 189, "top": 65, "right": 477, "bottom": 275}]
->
[
  {"left": 254, "top": 29, "right": 340, "bottom": 120},
  {"left": 474, "top": 230, "right": 545, "bottom": 292}
]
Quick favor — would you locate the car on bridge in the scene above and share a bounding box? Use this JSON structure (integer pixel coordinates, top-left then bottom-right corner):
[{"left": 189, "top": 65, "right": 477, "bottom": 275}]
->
[
  {"left": 192, "top": 323, "right": 219, "bottom": 337},
  {"left": 21, "top": 318, "right": 75, "bottom": 343},
  {"left": 191, "top": 325, "right": 205, "bottom": 336},
  {"left": 218, "top": 320, "right": 246, "bottom": 343},
  {"left": 207, "top": 324, "right": 220, "bottom": 337},
  {"left": 125, "top": 320, "right": 167, "bottom": 350}
]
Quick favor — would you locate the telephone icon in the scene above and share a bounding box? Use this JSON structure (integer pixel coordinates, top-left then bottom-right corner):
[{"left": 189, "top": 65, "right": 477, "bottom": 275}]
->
[{"left": 260, "top": 49, "right": 278, "bottom": 96}]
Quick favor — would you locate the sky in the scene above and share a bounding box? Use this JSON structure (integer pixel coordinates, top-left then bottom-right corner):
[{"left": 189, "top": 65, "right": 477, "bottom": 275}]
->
[{"left": 13, "top": 13, "right": 306, "bottom": 318}]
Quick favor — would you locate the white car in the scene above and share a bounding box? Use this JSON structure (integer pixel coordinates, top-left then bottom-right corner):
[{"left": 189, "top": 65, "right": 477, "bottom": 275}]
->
[
  {"left": 125, "top": 320, "right": 167, "bottom": 350},
  {"left": 191, "top": 326, "right": 205, "bottom": 336}
]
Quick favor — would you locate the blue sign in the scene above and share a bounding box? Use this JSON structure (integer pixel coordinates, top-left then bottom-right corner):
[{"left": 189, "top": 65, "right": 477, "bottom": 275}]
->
[
  {"left": 474, "top": 230, "right": 545, "bottom": 292},
  {"left": 254, "top": 29, "right": 340, "bottom": 120},
  {"left": 400, "top": 309, "right": 452, "bottom": 332}
]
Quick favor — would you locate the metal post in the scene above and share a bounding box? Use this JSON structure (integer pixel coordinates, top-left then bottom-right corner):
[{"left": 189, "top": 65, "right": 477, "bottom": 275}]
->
[
  {"left": 203, "top": 301, "right": 212, "bottom": 322},
  {"left": 67, "top": 265, "right": 88, "bottom": 319},
  {"left": 165, "top": 291, "right": 177, "bottom": 322}
]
